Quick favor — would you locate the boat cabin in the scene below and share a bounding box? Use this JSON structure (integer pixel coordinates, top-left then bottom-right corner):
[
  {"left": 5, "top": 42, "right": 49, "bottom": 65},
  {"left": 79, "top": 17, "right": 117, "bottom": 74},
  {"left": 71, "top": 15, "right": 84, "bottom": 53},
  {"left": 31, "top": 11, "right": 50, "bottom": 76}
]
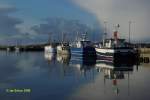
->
[
  {"left": 76, "top": 40, "right": 91, "bottom": 48},
  {"left": 100, "top": 38, "right": 126, "bottom": 48}
]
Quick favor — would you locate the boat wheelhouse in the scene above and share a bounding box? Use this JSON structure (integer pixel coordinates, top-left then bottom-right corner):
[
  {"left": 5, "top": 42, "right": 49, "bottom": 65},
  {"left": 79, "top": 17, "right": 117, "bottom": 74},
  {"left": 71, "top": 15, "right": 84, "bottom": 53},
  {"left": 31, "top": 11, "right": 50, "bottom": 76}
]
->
[{"left": 57, "top": 42, "right": 70, "bottom": 55}]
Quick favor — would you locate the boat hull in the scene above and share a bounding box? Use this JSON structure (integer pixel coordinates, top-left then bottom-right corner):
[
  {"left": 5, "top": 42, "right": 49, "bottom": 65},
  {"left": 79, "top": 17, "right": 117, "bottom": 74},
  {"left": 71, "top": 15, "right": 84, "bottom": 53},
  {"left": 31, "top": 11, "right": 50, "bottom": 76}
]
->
[
  {"left": 71, "top": 46, "right": 96, "bottom": 58},
  {"left": 96, "top": 47, "right": 137, "bottom": 63}
]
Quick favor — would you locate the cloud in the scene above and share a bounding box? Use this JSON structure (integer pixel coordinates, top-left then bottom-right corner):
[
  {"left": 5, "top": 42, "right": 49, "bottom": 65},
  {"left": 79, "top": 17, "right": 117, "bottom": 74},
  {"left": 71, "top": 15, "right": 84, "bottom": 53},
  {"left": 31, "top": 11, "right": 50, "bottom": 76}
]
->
[
  {"left": 0, "top": 5, "right": 37, "bottom": 44},
  {"left": 0, "top": 5, "right": 21, "bottom": 34},
  {"left": 0, "top": 5, "right": 23, "bottom": 42},
  {"left": 0, "top": 4, "right": 17, "bottom": 14},
  {"left": 0, "top": 15, "right": 22, "bottom": 35},
  {"left": 31, "top": 17, "right": 102, "bottom": 41},
  {"left": 31, "top": 17, "right": 91, "bottom": 34},
  {"left": 71, "top": 0, "right": 150, "bottom": 42},
  {"left": 0, "top": 3, "right": 102, "bottom": 44}
]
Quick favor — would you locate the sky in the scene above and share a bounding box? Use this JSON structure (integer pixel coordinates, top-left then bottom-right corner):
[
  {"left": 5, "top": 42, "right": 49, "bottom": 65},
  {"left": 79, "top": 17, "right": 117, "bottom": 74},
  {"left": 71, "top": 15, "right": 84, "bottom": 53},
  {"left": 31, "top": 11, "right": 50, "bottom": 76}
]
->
[
  {"left": 0, "top": 0, "right": 150, "bottom": 44},
  {"left": 72, "top": 0, "right": 150, "bottom": 43},
  {"left": 0, "top": 0, "right": 101, "bottom": 45}
]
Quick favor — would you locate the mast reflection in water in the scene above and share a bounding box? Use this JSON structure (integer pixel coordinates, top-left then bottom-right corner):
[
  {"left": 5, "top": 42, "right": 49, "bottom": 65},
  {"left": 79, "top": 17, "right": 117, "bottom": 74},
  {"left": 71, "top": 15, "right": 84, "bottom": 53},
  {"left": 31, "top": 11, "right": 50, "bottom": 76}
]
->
[{"left": 0, "top": 51, "right": 150, "bottom": 100}]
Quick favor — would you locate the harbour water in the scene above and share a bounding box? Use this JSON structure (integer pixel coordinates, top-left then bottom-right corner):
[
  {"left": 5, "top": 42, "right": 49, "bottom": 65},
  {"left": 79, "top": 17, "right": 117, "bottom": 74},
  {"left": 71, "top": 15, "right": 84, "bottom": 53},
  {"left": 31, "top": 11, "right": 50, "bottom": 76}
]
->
[{"left": 0, "top": 51, "right": 150, "bottom": 100}]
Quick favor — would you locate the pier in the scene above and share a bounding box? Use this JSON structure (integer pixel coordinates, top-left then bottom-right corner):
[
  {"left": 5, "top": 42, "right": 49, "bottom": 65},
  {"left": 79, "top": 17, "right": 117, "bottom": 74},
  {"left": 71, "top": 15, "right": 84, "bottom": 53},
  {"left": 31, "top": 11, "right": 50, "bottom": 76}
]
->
[
  {"left": 0, "top": 43, "right": 59, "bottom": 52},
  {"left": 139, "top": 48, "right": 150, "bottom": 54}
]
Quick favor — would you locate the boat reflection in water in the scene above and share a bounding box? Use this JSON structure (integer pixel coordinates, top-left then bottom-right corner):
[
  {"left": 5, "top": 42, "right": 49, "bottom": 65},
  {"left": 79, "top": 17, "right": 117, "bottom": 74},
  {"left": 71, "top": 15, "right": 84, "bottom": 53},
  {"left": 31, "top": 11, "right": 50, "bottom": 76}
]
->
[
  {"left": 44, "top": 52, "right": 135, "bottom": 78},
  {"left": 44, "top": 52, "right": 56, "bottom": 62},
  {"left": 96, "top": 57, "right": 135, "bottom": 95},
  {"left": 69, "top": 56, "right": 96, "bottom": 72},
  {"left": 54, "top": 54, "right": 135, "bottom": 96},
  {"left": 44, "top": 52, "right": 137, "bottom": 96},
  {"left": 56, "top": 53, "right": 71, "bottom": 65}
]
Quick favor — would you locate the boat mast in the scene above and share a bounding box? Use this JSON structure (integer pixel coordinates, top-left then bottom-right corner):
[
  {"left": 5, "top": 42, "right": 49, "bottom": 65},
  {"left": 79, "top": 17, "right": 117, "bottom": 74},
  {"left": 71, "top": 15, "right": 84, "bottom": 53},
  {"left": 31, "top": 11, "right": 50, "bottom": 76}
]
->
[
  {"left": 128, "top": 21, "right": 135, "bottom": 44},
  {"left": 103, "top": 21, "right": 107, "bottom": 47},
  {"left": 61, "top": 32, "right": 66, "bottom": 43},
  {"left": 129, "top": 21, "right": 131, "bottom": 44},
  {"left": 114, "top": 24, "right": 120, "bottom": 47},
  {"left": 82, "top": 32, "right": 87, "bottom": 41},
  {"left": 48, "top": 32, "right": 51, "bottom": 44},
  {"left": 76, "top": 32, "right": 79, "bottom": 42}
]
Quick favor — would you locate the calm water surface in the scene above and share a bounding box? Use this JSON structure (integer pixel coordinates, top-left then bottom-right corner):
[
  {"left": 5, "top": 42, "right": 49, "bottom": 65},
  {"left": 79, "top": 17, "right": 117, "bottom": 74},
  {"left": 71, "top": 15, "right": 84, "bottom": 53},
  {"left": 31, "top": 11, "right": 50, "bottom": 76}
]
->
[{"left": 0, "top": 51, "right": 150, "bottom": 100}]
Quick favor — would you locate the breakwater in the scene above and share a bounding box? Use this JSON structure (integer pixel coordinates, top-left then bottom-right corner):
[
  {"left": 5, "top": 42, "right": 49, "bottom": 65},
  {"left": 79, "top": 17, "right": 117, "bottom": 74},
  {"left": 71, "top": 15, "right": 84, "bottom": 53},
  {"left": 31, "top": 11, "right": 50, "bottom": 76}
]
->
[
  {"left": 0, "top": 43, "right": 59, "bottom": 52},
  {"left": 139, "top": 48, "right": 150, "bottom": 53}
]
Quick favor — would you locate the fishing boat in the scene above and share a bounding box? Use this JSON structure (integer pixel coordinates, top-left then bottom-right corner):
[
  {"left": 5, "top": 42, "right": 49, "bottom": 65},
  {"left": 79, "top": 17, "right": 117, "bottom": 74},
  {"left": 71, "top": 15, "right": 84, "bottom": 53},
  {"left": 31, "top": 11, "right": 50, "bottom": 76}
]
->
[
  {"left": 44, "top": 33, "right": 57, "bottom": 53},
  {"left": 57, "top": 32, "right": 71, "bottom": 55},
  {"left": 44, "top": 43, "right": 57, "bottom": 53},
  {"left": 57, "top": 42, "right": 70, "bottom": 55},
  {"left": 95, "top": 24, "right": 137, "bottom": 63},
  {"left": 70, "top": 32, "right": 96, "bottom": 58},
  {"left": 15, "top": 46, "right": 20, "bottom": 52}
]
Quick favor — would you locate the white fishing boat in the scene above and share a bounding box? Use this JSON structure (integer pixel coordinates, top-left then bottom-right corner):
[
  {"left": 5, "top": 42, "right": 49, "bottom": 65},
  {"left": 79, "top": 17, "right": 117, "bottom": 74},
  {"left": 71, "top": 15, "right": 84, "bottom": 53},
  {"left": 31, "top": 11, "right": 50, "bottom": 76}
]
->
[
  {"left": 95, "top": 24, "right": 137, "bottom": 62},
  {"left": 15, "top": 47, "right": 20, "bottom": 52},
  {"left": 57, "top": 42, "right": 70, "bottom": 55},
  {"left": 44, "top": 44, "right": 57, "bottom": 53},
  {"left": 57, "top": 32, "right": 71, "bottom": 55},
  {"left": 44, "top": 33, "right": 57, "bottom": 53}
]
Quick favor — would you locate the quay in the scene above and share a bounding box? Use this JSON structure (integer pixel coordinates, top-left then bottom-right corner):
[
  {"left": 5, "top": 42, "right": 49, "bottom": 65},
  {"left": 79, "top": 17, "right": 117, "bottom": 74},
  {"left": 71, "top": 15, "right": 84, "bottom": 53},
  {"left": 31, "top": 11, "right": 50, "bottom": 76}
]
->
[
  {"left": 139, "top": 48, "right": 150, "bottom": 54},
  {"left": 0, "top": 43, "right": 59, "bottom": 52}
]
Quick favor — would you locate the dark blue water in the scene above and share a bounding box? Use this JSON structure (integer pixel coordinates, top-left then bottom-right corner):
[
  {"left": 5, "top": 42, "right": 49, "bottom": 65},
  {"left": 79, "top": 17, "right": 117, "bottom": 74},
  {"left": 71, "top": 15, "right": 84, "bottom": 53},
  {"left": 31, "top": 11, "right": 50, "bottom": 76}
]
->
[{"left": 0, "top": 51, "right": 150, "bottom": 100}]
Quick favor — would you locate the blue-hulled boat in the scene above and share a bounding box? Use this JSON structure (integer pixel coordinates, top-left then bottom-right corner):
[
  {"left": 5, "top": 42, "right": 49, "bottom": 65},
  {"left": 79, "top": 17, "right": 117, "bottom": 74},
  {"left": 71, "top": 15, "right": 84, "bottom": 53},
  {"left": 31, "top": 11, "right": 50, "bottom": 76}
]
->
[{"left": 70, "top": 33, "right": 96, "bottom": 59}]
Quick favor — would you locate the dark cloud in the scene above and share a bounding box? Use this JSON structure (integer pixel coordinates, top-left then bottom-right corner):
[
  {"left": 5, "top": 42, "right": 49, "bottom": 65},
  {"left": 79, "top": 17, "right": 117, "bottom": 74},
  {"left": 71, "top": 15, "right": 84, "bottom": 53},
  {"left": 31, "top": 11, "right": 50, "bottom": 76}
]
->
[
  {"left": 0, "top": 6, "right": 27, "bottom": 45},
  {"left": 73, "top": 0, "right": 150, "bottom": 42},
  {"left": 31, "top": 17, "right": 102, "bottom": 41},
  {"left": 31, "top": 18, "right": 90, "bottom": 34},
  {"left": 0, "top": 15, "right": 22, "bottom": 35},
  {"left": 0, "top": 5, "right": 102, "bottom": 44},
  {"left": 0, "top": 6, "right": 17, "bottom": 14},
  {"left": 0, "top": 6, "right": 22, "bottom": 36}
]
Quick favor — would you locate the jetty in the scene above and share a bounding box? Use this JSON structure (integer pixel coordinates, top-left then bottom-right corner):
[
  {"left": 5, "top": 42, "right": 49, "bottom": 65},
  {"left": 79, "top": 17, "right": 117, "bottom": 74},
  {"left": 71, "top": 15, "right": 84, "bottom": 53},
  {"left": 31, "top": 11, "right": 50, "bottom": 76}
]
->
[
  {"left": 139, "top": 48, "right": 150, "bottom": 54},
  {"left": 0, "top": 43, "right": 59, "bottom": 52}
]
